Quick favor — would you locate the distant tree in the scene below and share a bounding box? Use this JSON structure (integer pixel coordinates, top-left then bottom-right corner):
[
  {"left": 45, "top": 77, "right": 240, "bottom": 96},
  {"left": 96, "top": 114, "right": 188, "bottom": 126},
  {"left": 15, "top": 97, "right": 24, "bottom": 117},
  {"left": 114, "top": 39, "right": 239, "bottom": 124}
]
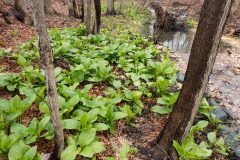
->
[
  {"left": 43, "top": 0, "right": 54, "bottom": 14},
  {"left": 32, "top": 0, "right": 64, "bottom": 159},
  {"left": 67, "top": 0, "right": 80, "bottom": 18},
  {"left": 106, "top": 0, "right": 116, "bottom": 15},
  {"left": 85, "top": 0, "right": 92, "bottom": 35},
  {"left": 80, "top": 0, "right": 84, "bottom": 22},
  {"left": 152, "top": 0, "right": 234, "bottom": 159},
  {"left": 14, "top": 0, "right": 31, "bottom": 25},
  {"left": 93, "top": 0, "right": 101, "bottom": 34}
]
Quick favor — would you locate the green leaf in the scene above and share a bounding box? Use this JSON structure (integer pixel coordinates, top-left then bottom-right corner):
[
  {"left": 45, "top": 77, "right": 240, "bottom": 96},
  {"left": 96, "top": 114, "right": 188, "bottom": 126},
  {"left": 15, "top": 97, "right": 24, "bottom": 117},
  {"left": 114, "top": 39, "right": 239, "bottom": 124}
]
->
[
  {"left": 77, "top": 128, "right": 96, "bottom": 147},
  {"left": 207, "top": 132, "right": 216, "bottom": 144},
  {"left": 24, "top": 146, "right": 37, "bottom": 159},
  {"left": 80, "top": 146, "right": 94, "bottom": 158},
  {"left": 63, "top": 119, "right": 79, "bottom": 130},
  {"left": 113, "top": 112, "right": 127, "bottom": 120},
  {"left": 119, "top": 144, "right": 130, "bottom": 160},
  {"left": 66, "top": 95, "right": 80, "bottom": 113},
  {"left": 8, "top": 140, "right": 28, "bottom": 160},
  {"left": 90, "top": 141, "right": 105, "bottom": 153},
  {"left": 151, "top": 106, "right": 170, "bottom": 114},
  {"left": 61, "top": 145, "right": 78, "bottom": 160},
  {"left": 93, "top": 123, "right": 109, "bottom": 131},
  {"left": 113, "top": 80, "right": 121, "bottom": 89}
]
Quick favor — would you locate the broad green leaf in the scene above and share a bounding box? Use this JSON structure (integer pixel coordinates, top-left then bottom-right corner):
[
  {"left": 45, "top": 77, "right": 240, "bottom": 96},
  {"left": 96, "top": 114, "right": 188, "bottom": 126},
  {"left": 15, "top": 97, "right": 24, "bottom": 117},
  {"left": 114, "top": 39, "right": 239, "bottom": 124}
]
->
[
  {"left": 77, "top": 128, "right": 96, "bottom": 147},
  {"left": 63, "top": 119, "right": 79, "bottom": 130},
  {"left": 61, "top": 145, "right": 78, "bottom": 160},
  {"left": 90, "top": 141, "right": 105, "bottom": 153},
  {"left": 113, "top": 112, "right": 127, "bottom": 120},
  {"left": 151, "top": 106, "right": 170, "bottom": 114},
  {"left": 24, "top": 146, "right": 37, "bottom": 159},
  {"left": 93, "top": 123, "right": 109, "bottom": 131},
  {"left": 80, "top": 146, "right": 94, "bottom": 158},
  {"left": 207, "top": 132, "right": 216, "bottom": 144}
]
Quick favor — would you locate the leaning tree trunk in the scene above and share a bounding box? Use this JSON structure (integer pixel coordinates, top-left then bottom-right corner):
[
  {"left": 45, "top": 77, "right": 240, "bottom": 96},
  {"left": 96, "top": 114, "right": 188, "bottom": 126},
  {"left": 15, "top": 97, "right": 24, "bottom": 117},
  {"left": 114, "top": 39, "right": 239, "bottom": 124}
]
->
[
  {"left": 85, "top": 0, "right": 92, "bottom": 35},
  {"left": 79, "top": 0, "right": 84, "bottom": 22},
  {"left": 106, "top": 0, "right": 116, "bottom": 15},
  {"left": 14, "top": 0, "right": 32, "bottom": 25},
  {"left": 32, "top": 0, "right": 64, "bottom": 159},
  {"left": 93, "top": 0, "right": 101, "bottom": 34},
  {"left": 43, "top": 0, "right": 54, "bottom": 14},
  {"left": 152, "top": 0, "right": 233, "bottom": 159}
]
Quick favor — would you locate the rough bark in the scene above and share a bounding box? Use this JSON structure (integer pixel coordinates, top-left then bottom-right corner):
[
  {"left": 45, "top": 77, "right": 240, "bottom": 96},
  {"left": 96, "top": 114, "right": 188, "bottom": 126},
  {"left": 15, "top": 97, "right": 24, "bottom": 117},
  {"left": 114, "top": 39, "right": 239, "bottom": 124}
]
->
[
  {"left": 43, "top": 0, "right": 54, "bottom": 14},
  {"left": 68, "top": 0, "right": 74, "bottom": 17},
  {"left": 152, "top": 0, "right": 233, "bottom": 159},
  {"left": 93, "top": 0, "right": 101, "bottom": 34},
  {"left": 14, "top": 0, "right": 31, "bottom": 25},
  {"left": 106, "top": 0, "right": 116, "bottom": 15},
  {"left": 73, "top": 0, "right": 80, "bottom": 18},
  {"left": 85, "top": 0, "right": 92, "bottom": 35},
  {"left": 80, "top": 0, "right": 84, "bottom": 22},
  {"left": 32, "top": 0, "right": 64, "bottom": 159}
]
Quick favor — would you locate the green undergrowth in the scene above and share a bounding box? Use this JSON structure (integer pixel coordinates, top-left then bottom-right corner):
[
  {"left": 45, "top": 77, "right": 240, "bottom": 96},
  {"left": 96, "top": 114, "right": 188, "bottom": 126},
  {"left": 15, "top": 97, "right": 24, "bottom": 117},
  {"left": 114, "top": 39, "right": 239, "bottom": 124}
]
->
[{"left": 0, "top": 14, "right": 228, "bottom": 160}]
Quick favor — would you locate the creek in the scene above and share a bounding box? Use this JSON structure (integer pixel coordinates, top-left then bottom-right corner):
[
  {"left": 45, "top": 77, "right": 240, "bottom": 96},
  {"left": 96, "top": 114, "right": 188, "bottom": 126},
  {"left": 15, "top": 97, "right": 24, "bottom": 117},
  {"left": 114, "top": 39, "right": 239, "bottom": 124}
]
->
[{"left": 143, "top": 11, "right": 240, "bottom": 122}]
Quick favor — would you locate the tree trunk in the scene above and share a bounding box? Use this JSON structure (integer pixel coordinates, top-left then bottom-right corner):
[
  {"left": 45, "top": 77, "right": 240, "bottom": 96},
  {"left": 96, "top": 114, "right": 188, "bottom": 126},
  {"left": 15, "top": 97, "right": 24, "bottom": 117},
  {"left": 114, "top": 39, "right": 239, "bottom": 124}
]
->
[
  {"left": 43, "top": 0, "right": 54, "bottom": 14},
  {"left": 85, "top": 0, "right": 92, "bottom": 35},
  {"left": 14, "top": 0, "right": 32, "bottom": 25},
  {"left": 73, "top": 0, "right": 80, "bottom": 18},
  {"left": 152, "top": 0, "right": 233, "bottom": 159},
  {"left": 80, "top": 0, "right": 85, "bottom": 22},
  {"left": 93, "top": 0, "right": 101, "bottom": 34},
  {"left": 106, "top": 0, "right": 116, "bottom": 15},
  {"left": 68, "top": 0, "right": 74, "bottom": 17},
  {"left": 32, "top": 0, "right": 64, "bottom": 159}
]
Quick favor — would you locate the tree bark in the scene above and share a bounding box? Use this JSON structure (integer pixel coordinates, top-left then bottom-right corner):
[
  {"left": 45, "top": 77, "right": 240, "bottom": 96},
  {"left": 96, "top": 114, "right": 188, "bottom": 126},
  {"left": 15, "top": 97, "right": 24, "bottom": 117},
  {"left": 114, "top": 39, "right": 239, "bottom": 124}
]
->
[
  {"left": 80, "top": 0, "right": 84, "bottom": 22},
  {"left": 85, "top": 0, "right": 92, "bottom": 35},
  {"left": 43, "top": 0, "right": 54, "bottom": 14},
  {"left": 32, "top": 0, "right": 64, "bottom": 159},
  {"left": 93, "top": 0, "right": 101, "bottom": 34},
  {"left": 73, "top": 0, "right": 80, "bottom": 18},
  {"left": 152, "top": 0, "right": 233, "bottom": 159},
  {"left": 68, "top": 0, "right": 74, "bottom": 17},
  {"left": 106, "top": 0, "right": 116, "bottom": 15},
  {"left": 14, "top": 0, "right": 32, "bottom": 25}
]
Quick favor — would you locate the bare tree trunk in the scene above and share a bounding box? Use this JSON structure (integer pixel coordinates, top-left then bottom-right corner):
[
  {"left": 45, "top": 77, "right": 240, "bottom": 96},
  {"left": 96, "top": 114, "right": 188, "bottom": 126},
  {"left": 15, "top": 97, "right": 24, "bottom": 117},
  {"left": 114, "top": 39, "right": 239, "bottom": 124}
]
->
[
  {"left": 85, "top": 0, "right": 92, "bottom": 35},
  {"left": 106, "top": 0, "right": 116, "bottom": 15},
  {"left": 73, "top": 0, "right": 80, "bottom": 18},
  {"left": 14, "top": 0, "right": 32, "bottom": 25},
  {"left": 152, "top": 0, "right": 233, "bottom": 159},
  {"left": 43, "top": 0, "right": 54, "bottom": 14},
  {"left": 32, "top": 0, "right": 64, "bottom": 159},
  {"left": 93, "top": 0, "right": 101, "bottom": 34},
  {"left": 68, "top": 0, "right": 74, "bottom": 17},
  {"left": 80, "top": 0, "right": 85, "bottom": 22}
]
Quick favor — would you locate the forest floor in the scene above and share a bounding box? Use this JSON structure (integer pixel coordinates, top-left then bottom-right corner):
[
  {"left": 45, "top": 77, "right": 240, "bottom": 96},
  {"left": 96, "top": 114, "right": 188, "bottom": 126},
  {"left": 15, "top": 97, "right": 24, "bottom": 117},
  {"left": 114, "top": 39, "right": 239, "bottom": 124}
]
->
[{"left": 0, "top": 1, "right": 239, "bottom": 160}]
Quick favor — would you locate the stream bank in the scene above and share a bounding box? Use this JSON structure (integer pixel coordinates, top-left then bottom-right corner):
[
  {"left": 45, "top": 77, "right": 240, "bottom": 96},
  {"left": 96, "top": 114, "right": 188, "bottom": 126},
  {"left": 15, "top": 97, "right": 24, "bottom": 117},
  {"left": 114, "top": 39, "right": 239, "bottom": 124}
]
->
[{"left": 144, "top": 8, "right": 240, "bottom": 159}]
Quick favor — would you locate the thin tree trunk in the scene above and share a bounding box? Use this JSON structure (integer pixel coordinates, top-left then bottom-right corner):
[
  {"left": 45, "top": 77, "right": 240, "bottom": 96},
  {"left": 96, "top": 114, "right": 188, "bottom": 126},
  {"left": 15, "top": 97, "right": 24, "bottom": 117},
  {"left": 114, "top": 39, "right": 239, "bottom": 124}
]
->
[
  {"left": 106, "top": 0, "right": 116, "bottom": 15},
  {"left": 69, "top": 0, "right": 74, "bottom": 17},
  {"left": 32, "top": 0, "right": 64, "bottom": 159},
  {"left": 14, "top": 0, "right": 31, "bottom": 25},
  {"left": 73, "top": 0, "right": 80, "bottom": 18},
  {"left": 93, "top": 0, "right": 101, "bottom": 34},
  {"left": 43, "top": 0, "right": 54, "bottom": 14},
  {"left": 152, "top": 0, "right": 233, "bottom": 159},
  {"left": 85, "top": 0, "right": 92, "bottom": 35},
  {"left": 80, "top": 0, "right": 84, "bottom": 23}
]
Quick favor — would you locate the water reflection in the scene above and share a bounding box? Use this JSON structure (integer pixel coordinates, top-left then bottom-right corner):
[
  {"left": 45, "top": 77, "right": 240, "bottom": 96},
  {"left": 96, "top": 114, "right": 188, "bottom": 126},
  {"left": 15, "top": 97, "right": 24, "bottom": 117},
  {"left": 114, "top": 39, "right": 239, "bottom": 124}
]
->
[{"left": 159, "top": 31, "right": 194, "bottom": 52}]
